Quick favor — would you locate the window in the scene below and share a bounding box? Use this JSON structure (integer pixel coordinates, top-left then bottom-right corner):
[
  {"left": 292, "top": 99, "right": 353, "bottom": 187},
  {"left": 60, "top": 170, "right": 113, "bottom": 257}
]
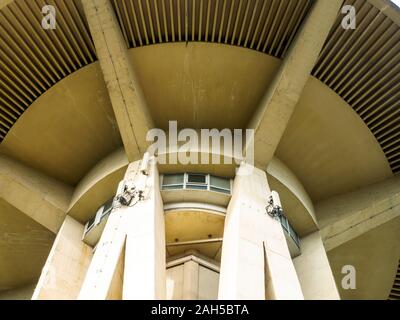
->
[
  {"left": 186, "top": 173, "right": 208, "bottom": 190},
  {"left": 101, "top": 198, "right": 114, "bottom": 219},
  {"left": 210, "top": 176, "right": 231, "bottom": 194},
  {"left": 162, "top": 174, "right": 184, "bottom": 189},
  {"left": 187, "top": 173, "right": 206, "bottom": 184},
  {"left": 86, "top": 215, "right": 96, "bottom": 232},
  {"left": 161, "top": 173, "right": 231, "bottom": 195},
  {"left": 279, "top": 215, "right": 289, "bottom": 232}
]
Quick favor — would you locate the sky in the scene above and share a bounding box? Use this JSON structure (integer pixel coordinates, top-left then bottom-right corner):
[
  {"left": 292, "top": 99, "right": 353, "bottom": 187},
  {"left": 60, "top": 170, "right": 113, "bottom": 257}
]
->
[{"left": 391, "top": 0, "right": 400, "bottom": 8}]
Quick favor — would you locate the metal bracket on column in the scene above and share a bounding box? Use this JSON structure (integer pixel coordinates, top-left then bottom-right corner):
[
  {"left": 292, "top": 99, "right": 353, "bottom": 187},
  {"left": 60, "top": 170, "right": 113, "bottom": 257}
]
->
[
  {"left": 114, "top": 179, "right": 145, "bottom": 208},
  {"left": 112, "top": 154, "right": 153, "bottom": 209},
  {"left": 266, "top": 190, "right": 283, "bottom": 219}
]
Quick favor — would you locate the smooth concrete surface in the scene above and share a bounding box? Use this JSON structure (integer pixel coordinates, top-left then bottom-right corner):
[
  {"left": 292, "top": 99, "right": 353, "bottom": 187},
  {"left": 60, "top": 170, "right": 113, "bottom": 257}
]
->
[
  {"left": 0, "top": 0, "right": 398, "bottom": 301},
  {"left": 165, "top": 209, "right": 225, "bottom": 260},
  {"left": 276, "top": 77, "right": 393, "bottom": 202},
  {"left": 218, "top": 164, "right": 303, "bottom": 300},
  {"left": 83, "top": 0, "right": 153, "bottom": 161},
  {"left": 1, "top": 42, "right": 391, "bottom": 205},
  {"left": 294, "top": 232, "right": 340, "bottom": 300},
  {"left": 128, "top": 42, "right": 281, "bottom": 130},
  {"left": 78, "top": 184, "right": 127, "bottom": 300},
  {"left": 0, "top": 283, "right": 35, "bottom": 300},
  {"left": 328, "top": 216, "right": 400, "bottom": 299},
  {"left": 182, "top": 261, "right": 199, "bottom": 300},
  {"left": 79, "top": 159, "right": 166, "bottom": 300},
  {"left": 32, "top": 216, "right": 93, "bottom": 300},
  {"left": 0, "top": 199, "right": 54, "bottom": 292},
  {"left": 0, "top": 154, "right": 72, "bottom": 233},
  {"left": 267, "top": 157, "right": 317, "bottom": 236},
  {"left": 0, "top": 63, "right": 122, "bottom": 186},
  {"left": 318, "top": 175, "right": 400, "bottom": 251},
  {"left": 123, "top": 160, "right": 166, "bottom": 300},
  {"left": 166, "top": 255, "right": 219, "bottom": 300},
  {"left": 248, "top": 0, "right": 344, "bottom": 168},
  {"left": 68, "top": 148, "right": 128, "bottom": 223}
]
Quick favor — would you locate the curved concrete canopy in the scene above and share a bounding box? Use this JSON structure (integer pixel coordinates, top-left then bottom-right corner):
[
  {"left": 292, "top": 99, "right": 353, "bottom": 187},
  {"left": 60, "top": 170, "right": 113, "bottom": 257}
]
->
[
  {"left": 128, "top": 42, "right": 281, "bottom": 130},
  {"left": 0, "top": 0, "right": 398, "bottom": 174},
  {"left": 0, "top": 63, "right": 122, "bottom": 186},
  {"left": 1, "top": 42, "right": 392, "bottom": 208},
  {"left": 276, "top": 77, "right": 393, "bottom": 202},
  {"left": 68, "top": 145, "right": 317, "bottom": 238},
  {"left": 68, "top": 148, "right": 128, "bottom": 223}
]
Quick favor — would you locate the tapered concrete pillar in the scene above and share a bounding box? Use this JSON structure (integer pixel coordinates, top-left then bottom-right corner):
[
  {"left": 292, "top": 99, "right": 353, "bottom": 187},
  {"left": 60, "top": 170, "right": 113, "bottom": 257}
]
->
[
  {"left": 218, "top": 164, "right": 303, "bottom": 300},
  {"left": 122, "top": 159, "right": 166, "bottom": 300},
  {"left": 32, "top": 216, "right": 93, "bottom": 300},
  {"left": 78, "top": 157, "right": 166, "bottom": 300},
  {"left": 78, "top": 197, "right": 127, "bottom": 300},
  {"left": 294, "top": 232, "right": 340, "bottom": 300}
]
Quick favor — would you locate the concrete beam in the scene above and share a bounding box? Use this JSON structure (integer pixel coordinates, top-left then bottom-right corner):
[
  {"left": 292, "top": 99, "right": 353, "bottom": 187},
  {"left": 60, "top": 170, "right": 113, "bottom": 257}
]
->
[
  {"left": 317, "top": 176, "right": 400, "bottom": 251},
  {"left": 247, "top": 0, "right": 343, "bottom": 168},
  {"left": 0, "top": 154, "right": 72, "bottom": 233},
  {"left": 82, "top": 0, "right": 154, "bottom": 161}
]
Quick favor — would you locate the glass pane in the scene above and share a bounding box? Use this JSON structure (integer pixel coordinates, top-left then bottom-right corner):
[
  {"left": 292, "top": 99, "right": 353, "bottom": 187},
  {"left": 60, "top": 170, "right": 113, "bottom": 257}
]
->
[
  {"left": 210, "top": 176, "right": 230, "bottom": 190},
  {"left": 186, "top": 184, "right": 208, "bottom": 190},
  {"left": 280, "top": 215, "right": 289, "bottom": 231},
  {"left": 163, "top": 174, "right": 184, "bottom": 186},
  {"left": 210, "top": 187, "right": 231, "bottom": 194},
  {"left": 87, "top": 215, "right": 96, "bottom": 231},
  {"left": 187, "top": 174, "right": 206, "bottom": 184},
  {"left": 103, "top": 198, "right": 114, "bottom": 214},
  {"left": 162, "top": 185, "right": 183, "bottom": 190}
]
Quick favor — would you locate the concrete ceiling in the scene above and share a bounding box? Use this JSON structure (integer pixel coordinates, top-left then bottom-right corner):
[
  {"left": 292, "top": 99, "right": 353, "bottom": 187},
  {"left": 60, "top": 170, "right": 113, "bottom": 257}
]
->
[
  {"left": 0, "top": 42, "right": 392, "bottom": 203},
  {"left": 129, "top": 42, "right": 281, "bottom": 130},
  {"left": 0, "top": 198, "right": 54, "bottom": 292},
  {"left": 0, "top": 63, "right": 122, "bottom": 186},
  {"left": 276, "top": 77, "right": 392, "bottom": 202},
  {"left": 328, "top": 215, "right": 400, "bottom": 300},
  {"left": 165, "top": 210, "right": 225, "bottom": 261}
]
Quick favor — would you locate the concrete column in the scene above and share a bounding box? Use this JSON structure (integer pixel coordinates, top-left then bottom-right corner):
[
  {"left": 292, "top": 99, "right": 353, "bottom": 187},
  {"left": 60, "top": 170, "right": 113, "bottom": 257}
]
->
[
  {"left": 82, "top": 0, "right": 153, "bottom": 161},
  {"left": 248, "top": 0, "right": 343, "bottom": 168},
  {"left": 78, "top": 157, "right": 166, "bottom": 300},
  {"left": 182, "top": 260, "right": 199, "bottom": 300},
  {"left": 218, "top": 164, "right": 303, "bottom": 300},
  {"left": 122, "top": 159, "right": 166, "bottom": 300},
  {"left": 32, "top": 216, "right": 93, "bottom": 300},
  {"left": 78, "top": 197, "right": 127, "bottom": 300},
  {"left": 294, "top": 232, "right": 340, "bottom": 300}
]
